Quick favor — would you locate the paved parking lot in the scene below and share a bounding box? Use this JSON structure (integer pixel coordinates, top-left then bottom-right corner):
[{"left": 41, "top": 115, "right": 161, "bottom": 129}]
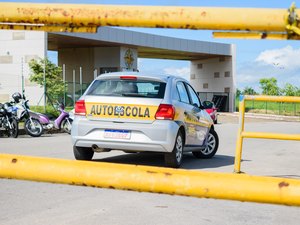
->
[{"left": 0, "top": 119, "right": 300, "bottom": 225}]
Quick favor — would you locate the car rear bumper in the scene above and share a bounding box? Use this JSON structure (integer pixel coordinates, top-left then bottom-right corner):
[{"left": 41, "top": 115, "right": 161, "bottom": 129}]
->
[{"left": 71, "top": 117, "right": 179, "bottom": 153}]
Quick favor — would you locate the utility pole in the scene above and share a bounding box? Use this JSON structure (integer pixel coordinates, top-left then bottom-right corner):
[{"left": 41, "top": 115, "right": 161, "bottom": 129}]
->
[
  {"left": 43, "top": 59, "right": 46, "bottom": 113},
  {"left": 21, "top": 57, "right": 24, "bottom": 96}
]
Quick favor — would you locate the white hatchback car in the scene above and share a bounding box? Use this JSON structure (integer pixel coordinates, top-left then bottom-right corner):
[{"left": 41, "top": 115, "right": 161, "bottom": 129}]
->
[{"left": 71, "top": 72, "right": 219, "bottom": 168}]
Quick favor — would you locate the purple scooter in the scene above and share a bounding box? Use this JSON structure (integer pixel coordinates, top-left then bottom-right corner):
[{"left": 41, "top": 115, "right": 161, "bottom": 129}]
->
[{"left": 37, "top": 103, "right": 73, "bottom": 134}]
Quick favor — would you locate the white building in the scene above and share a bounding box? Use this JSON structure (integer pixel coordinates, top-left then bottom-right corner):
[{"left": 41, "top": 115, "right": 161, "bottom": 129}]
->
[
  {"left": 0, "top": 27, "right": 236, "bottom": 111},
  {"left": 0, "top": 30, "right": 47, "bottom": 104}
]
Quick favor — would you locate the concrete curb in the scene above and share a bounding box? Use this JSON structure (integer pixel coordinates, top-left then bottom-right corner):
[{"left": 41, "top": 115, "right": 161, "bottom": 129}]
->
[{"left": 18, "top": 128, "right": 64, "bottom": 136}]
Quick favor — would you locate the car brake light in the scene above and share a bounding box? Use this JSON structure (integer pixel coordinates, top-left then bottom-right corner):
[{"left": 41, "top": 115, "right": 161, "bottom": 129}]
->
[
  {"left": 155, "top": 104, "right": 175, "bottom": 120},
  {"left": 75, "top": 99, "right": 86, "bottom": 116},
  {"left": 120, "top": 76, "right": 137, "bottom": 80}
]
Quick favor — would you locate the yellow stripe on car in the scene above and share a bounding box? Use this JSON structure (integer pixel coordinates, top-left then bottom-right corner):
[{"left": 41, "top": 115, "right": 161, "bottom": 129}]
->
[{"left": 86, "top": 103, "right": 158, "bottom": 120}]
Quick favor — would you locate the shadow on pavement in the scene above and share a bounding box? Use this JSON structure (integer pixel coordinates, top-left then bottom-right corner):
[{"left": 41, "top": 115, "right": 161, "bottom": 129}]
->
[{"left": 93, "top": 152, "right": 235, "bottom": 170}]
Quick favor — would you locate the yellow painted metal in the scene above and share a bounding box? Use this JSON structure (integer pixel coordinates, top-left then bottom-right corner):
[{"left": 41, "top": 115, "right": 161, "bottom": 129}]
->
[
  {"left": 234, "top": 97, "right": 245, "bottom": 173},
  {"left": 0, "top": 2, "right": 299, "bottom": 33},
  {"left": 213, "top": 32, "right": 300, "bottom": 40},
  {"left": 244, "top": 95, "right": 300, "bottom": 103},
  {"left": 234, "top": 95, "right": 300, "bottom": 173},
  {"left": 242, "top": 132, "right": 300, "bottom": 141},
  {"left": 1, "top": 153, "right": 300, "bottom": 206},
  {"left": 0, "top": 24, "right": 97, "bottom": 32}
]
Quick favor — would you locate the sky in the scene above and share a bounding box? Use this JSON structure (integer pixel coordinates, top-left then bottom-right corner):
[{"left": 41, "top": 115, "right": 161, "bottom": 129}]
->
[{"left": 7, "top": 0, "right": 300, "bottom": 92}]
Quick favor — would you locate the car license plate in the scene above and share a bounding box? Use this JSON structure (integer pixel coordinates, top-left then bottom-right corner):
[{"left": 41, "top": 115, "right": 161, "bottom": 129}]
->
[{"left": 104, "top": 129, "right": 131, "bottom": 139}]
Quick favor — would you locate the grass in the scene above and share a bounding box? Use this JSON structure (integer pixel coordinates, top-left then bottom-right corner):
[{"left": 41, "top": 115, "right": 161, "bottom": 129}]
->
[{"left": 235, "top": 98, "right": 300, "bottom": 116}]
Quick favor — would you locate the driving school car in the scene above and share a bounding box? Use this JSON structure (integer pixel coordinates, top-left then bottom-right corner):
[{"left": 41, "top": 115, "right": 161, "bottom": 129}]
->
[{"left": 71, "top": 72, "right": 219, "bottom": 168}]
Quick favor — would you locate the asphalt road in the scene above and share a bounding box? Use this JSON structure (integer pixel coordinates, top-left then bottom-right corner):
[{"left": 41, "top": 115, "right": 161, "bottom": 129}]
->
[{"left": 0, "top": 120, "right": 300, "bottom": 225}]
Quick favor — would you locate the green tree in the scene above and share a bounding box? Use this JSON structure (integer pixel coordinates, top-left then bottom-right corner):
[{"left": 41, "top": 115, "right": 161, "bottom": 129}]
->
[
  {"left": 236, "top": 88, "right": 241, "bottom": 97},
  {"left": 29, "top": 58, "right": 64, "bottom": 102},
  {"left": 282, "top": 83, "right": 298, "bottom": 96},
  {"left": 242, "top": 86, "right": 257, "bottom": 95},
  {"left": 259, "top": 77, "right": 280, "bottom": 95},
  {"left": 296, "top": 88, "right": 300, "bottom": 96}
]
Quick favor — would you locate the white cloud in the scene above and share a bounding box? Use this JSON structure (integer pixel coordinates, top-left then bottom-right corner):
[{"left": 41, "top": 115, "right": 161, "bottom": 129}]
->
[
  {"left": 163, "top": 67, "right": 190, "bottom": 81},
  {"left": 255, "top": 45, "right": 300, "bottom": 70}
]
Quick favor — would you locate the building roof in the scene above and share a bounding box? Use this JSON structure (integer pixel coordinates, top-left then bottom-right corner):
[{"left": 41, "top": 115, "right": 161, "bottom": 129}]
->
[{"left": 48, "top": 27, "right": 232, "bottom": 61}]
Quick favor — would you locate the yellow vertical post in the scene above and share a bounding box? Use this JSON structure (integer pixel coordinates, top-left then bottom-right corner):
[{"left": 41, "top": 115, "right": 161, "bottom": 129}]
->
[{"left": 234, "top": 95, "right": 246, "bottom": 173}]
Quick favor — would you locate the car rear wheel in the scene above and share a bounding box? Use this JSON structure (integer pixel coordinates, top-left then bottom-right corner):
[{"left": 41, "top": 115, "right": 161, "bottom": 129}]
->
[
  {"left": 73, "top": 146, "right": 94, "bottom": 160},
  {"left": 192, "top": 129, "right": 219, "bottom": 159},
  {"left": 164, "top": 131, "right": 184, "bottom": 168}
]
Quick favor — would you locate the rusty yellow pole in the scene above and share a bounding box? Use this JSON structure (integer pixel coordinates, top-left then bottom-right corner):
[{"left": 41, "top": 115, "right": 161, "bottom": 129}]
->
[
  {"left": 213, "top": 32, "right": 300, "bottom": 40},
  {"left": 243, "top": 132, "right": 300, "bottom": 141},
  {"left": 234, "top": 94, "right": 300, "bottom": 174},
  {"left": 0, "top": 24, "right": 97, "bottom": 33},
  {"left": 0, "top": 2, "right": 299, "bottom": 32},
  {"left": 234, "top": 95, "right": 245, "bottom": 173},
  {"left": 1, "top": 153, "right": 300, "bottom": 206},
  {"left": 244, "top": 95, "right": 300, "bottom": 103}
]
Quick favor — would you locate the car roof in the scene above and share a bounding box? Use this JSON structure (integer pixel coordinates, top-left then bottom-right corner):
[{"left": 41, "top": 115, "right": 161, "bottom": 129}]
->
[{"left": 95, "top": 71, "right": 188, "bottom": 83}]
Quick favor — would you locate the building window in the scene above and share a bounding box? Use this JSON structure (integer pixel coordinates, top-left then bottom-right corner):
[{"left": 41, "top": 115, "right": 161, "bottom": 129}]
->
[
  {"left": 12, "top": 32, "right": 25, "bottom": 40},
  {"left": 203, "top": 83, "right": 208, "bottom": 89},
  {"left": 197, "top": 63, "right": 203, "bottom": 69},
  {"left": 214, "top": 72, "right": 220, "bottom": 78},
  {"left": 190, "top": 74, "right": 195, "bottom": 79},
  {"left": 224, "top": 87, "right": 230, "bottom": 93},
  {"left": 225, "top": 71, "right": 231, "bottom": 77}
]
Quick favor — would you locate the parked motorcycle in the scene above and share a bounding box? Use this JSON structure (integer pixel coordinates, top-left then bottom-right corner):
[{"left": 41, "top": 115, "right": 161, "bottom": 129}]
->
[
  {"left": 12, "top": 92, "right": 73, "bottom": 136},
  {"left": 0, "top": 101, "right": 19, "bottom": 138},
  {"left": 12, "top": 92, "right": 44, "bottom": 137},
  {"left": 37, "top": 102, "right": 73, "bottom": 134}
]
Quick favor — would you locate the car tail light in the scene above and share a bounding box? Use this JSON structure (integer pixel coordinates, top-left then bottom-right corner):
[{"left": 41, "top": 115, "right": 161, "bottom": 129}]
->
[
  {"left": 120, "top": 76, "right": 137, "bottom": 80},
  {"left": 155, "top": 104, "right": 175, "bottom": 120},
  {"left": 75, "top": 99, "right": 86, "bottom": 116}
]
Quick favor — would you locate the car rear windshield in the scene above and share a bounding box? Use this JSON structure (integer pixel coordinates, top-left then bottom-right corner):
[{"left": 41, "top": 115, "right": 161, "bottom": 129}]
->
[{"left": 86, "top": 79, "right": 166, "bottom": 99}]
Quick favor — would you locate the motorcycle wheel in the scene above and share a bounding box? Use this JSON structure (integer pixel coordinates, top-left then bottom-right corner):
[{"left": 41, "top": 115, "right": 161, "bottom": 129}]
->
[
  {"left": 25, "top": 118, "right": 43, "bottom": 137},
  {"left": 61, "top": 118, "right": 73, "bottom": 134},
  {"left": 8, "top": 118, "right": 18, "bottom": 138}
]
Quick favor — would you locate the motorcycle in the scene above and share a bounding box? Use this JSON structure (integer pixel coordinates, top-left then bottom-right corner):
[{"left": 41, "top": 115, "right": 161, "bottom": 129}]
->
[
  {"left": 37, "top": 102, "right": 73, "bottom": 134},
  {"left": 0, "top": 102, "right": 19, "bottom": 138},
  {"left": 14, "top": 97, "right": 44, "bottom": 137},
  {"left": 12, "top": 91, "right": 72, "bottom": 136}
]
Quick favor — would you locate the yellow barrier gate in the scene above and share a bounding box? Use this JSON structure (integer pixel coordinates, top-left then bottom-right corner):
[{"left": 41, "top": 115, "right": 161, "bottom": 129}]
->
[
  {"left": 0, "top": 3, "right": 300, "bottom": 206},
  {"left": 234, "top": 95, "right": 300, "bottom": 173},
  {"left": 1, "top": 153, "right": 300, "bottom": 206},
  {"left": 0, "top": 2, "right": 300, "bottom": 39}
]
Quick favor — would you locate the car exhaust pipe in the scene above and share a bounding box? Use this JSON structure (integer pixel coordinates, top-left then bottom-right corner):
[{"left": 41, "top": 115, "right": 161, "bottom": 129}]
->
[{"left": 91, "top": 144, "right": 109, "bottom": 153}]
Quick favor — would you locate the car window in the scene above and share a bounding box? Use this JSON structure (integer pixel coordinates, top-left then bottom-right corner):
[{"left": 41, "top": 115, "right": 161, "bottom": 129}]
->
[
  {"left": 186, "top": 84, "right": 201, "bottom": 107},
  {"left": 176, "top": 82, "right": 190, "bottom": 104},
  {"left": 86, "top": 79, "right": 166, "bottom": 99}
]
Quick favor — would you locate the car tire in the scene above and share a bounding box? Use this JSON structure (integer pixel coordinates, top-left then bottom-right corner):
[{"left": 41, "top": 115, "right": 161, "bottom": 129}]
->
[
  {"left": 164, "top": 131, "right": 184, "bottom": 168},
  {"left": 192, "top": 129, "right": 219, "bottom": 159},
  {"left": 73, "top": 146, "right": 94, "bottom": 160}
]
